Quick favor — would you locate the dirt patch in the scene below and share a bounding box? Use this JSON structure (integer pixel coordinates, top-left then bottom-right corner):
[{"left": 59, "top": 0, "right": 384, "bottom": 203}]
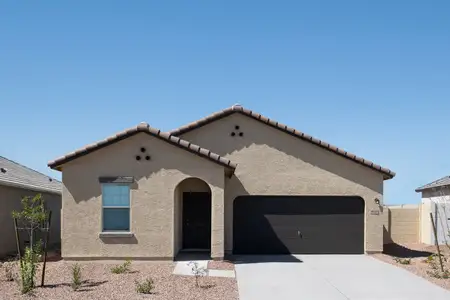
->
[
  {"left": 208, "top": 260, "right": 235, "bottom": 271},
  {"left": 0, "top": 260, "right": 238, "bottom": 300},
  {"left": 372, "top": 243, "right": 450, "bottom": 291}
]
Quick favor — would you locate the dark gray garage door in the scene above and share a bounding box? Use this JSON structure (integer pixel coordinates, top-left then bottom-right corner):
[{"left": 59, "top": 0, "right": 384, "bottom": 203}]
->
[{"left": 233, "top": 196, "right": 365, "bottom": 255}]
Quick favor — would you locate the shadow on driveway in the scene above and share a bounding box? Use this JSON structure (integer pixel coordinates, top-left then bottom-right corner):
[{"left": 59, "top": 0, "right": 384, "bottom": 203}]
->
[{"left": 230, "top": 255, "right": 303, "bottom": 264}]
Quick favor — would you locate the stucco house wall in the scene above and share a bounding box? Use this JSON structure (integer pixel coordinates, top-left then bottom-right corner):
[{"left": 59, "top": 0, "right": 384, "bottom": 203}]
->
[
  {"left": 61, "top": 133, "right": 225, "bottom": 260},
  {"left": 420, "top": 188, "right": 450, "bottom": 245},
  {"left": 0, "top": 185, "right": 61, "bottom": 257},
  {"left": 180, "top": 113, "right": 386, "bottom": 253}
]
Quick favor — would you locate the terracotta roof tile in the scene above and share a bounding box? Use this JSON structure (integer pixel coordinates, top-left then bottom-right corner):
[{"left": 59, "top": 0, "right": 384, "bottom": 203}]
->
[
  {"left": 169, "top": 105, "right": 395, "bottom": 180},
  {"left": 48, "top": 123, "right": 237, "bottom": 171}
]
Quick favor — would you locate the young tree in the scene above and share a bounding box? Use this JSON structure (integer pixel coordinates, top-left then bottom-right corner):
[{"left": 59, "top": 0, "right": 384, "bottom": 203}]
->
[
  {"left": 12, "top": 194, "right": 48, "bottom": 253},
  {"left": 12, "top": 194, "right": 50, "bottom": 292}
]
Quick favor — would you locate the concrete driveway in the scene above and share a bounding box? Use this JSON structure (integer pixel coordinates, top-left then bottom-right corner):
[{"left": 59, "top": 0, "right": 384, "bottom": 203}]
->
[{"left": 235, "top": 255, "right": 450, "bottom": 300}]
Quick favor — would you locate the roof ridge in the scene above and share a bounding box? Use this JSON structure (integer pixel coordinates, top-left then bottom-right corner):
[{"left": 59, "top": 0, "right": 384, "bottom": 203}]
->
[
  {"left": 169, "top": 105, "right": 395, "bottom": 180},
  {"left": 0, "top": 155, "right": 61, "bottom": 183}
]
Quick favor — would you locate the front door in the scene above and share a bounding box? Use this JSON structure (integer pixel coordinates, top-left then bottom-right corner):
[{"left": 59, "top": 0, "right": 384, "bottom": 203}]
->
[{"left": 182, "top": 192, "right": 211, "bottom": 250}]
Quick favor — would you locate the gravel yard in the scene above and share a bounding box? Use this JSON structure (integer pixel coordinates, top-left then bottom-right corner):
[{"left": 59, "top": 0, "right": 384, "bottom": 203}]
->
[
  {"left": 372, "top": 243, "right": 450, "bottom": 291},
  {"left": 0, "top": 260, "right": 238, "bottom": 300}
]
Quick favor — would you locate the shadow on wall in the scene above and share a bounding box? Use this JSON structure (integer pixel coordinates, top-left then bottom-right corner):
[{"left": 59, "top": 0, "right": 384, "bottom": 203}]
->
[
  {"left": 64, "top": 132, "right": 226, "bottom": 205},
  {"left": 383, "top": 243, "right": 434, "bottom": 258},
  {"left": 100, "top": 236, "right": 138, "bottom": 245}
]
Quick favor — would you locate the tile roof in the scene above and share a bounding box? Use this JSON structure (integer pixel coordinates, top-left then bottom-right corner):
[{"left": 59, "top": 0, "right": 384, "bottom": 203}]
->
[
  {"left": 0, "top": 156, "right": 62, "bottom": 195},
  {"left": 415, "top": 176, "right": 450, "bottom": 192},
  {"left": 48, "top": 122, "right": 237, "bottom": 171},
  {"left": 170, "top": 104, "right": 396, "bottom": 180}
]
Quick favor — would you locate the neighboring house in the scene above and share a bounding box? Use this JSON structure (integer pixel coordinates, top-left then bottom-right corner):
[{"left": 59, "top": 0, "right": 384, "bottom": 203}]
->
[
  {"left": 416, "top": 176, "right": 450, "bottom": 245},
  {"left": 48, "top": 105, "right": 395, "bottom": 260},
  {"left": 0, "top": 156, "right": 62, "bottom": 258}
]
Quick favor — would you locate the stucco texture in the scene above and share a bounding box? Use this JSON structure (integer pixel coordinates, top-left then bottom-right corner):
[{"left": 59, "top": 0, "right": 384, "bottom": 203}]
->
[
  {"left": 180, "top": 113, "right": 386, "bottom": 253},
  {"left": 60, "top": 133, "right": 225, "bottom": 260},
  {"left": 0, "top": 185, "right": 61, "bottom": 257}
]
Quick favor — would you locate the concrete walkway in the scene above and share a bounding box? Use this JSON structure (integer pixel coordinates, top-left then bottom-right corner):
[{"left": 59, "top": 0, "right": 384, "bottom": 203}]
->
[
  {"left": 235, "top": 255, "right": 450, "bottom": 300},
  {"left": 173, "top": 260, "right": 235, "bottom": 278}
]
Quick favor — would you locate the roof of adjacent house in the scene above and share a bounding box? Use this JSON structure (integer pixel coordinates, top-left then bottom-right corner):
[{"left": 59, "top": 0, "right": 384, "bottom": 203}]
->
[
  {"left": 170, "top": 104, "right": 396, "bottom": 180},
  {"left": 0, "top": 156, "right": 62, "bottom": 195},
  {"left": 415, "top": 176, "right": 450, "bottom": 192},
  {"left": 48, "top": 122, "right": 237, "bottom": 171}
]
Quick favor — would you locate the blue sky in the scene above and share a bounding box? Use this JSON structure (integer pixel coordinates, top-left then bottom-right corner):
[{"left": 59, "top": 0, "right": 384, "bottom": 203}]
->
[{"left": 1, "top": 1, "right": 449, "bottom": 204}]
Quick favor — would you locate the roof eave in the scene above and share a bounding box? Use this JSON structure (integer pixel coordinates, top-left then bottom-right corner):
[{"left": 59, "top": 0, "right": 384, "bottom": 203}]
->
[{"left": 48, "top": 124, "right": 237, "bottom": 172}]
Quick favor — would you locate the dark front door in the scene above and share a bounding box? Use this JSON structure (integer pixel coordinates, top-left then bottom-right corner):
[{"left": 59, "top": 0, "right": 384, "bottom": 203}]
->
[
  {"left": 233, "top": 195, "right": 365, "bottom": 255},
  {"left": 182, "top": 192, "right": 211, "bottom": 250}
]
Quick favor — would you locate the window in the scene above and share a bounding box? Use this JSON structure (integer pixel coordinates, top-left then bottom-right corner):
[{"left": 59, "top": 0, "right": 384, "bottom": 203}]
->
[{"left": 102, "top": 184, "right": 130, "bottom": 232}]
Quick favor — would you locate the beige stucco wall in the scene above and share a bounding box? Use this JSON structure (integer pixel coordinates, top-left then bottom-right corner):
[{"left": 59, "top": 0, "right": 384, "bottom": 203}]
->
[
  {"left": 383, "top": 205, "right": 419, "bottom": 245},
  {"left": 180, "top": 113, "right": 386, "bottom": 253},
  {"left": 0, "top": 185, "right": 61, "bottom": 257},
  {"left": 61, "top": 133, "right": 225, "bottom": 260}
]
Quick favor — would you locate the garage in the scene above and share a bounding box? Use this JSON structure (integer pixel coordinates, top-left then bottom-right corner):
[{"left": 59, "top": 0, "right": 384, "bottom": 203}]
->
[{"left": 233, "top": 195, "right": 365, "bottom": 255}]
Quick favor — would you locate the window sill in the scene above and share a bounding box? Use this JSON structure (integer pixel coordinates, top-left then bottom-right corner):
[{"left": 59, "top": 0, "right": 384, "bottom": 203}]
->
[{"left": 99, "top": 232, "right": 134, "bottom": 238}]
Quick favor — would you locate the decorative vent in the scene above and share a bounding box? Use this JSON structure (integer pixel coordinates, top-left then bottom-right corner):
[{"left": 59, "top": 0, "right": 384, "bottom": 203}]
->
[
  {"left": 230, "top": 125, "right": 244, "bottom": 137},
  {"left": 136, "top": 147, "right": 150, "bottom": 161}
]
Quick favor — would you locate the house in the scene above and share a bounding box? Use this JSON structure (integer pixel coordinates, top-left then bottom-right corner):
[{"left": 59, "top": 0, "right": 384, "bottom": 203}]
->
[
  {"left": 48, "top": 105, "right": 395, "bottom": 260},
  {"left": 416, "top": 176, "right": 450, "bottom": 245},
  {"left": 0, "top": 156, "right": 62, "bottom": 258}
]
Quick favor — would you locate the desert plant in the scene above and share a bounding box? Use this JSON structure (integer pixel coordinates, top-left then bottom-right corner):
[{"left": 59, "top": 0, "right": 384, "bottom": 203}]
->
[
  {"left": 188, "top": 261, "right": 207, "bottom": 288},
  {"left": 12, "top": 194, "right": 48, "bottom": 255},
  {"left": 135, "top": 278, "right": 154, "bottom": 294},
  {"left": 393, "top": 257, "right": 411, "bottom": 265},
  {"left": 111, "top": 259, "right": 132, "bottom": 274},
  {"left": 71, "top": 263, "right": 82, "bottom": 291},
  {"left": 19, "top": 244, "right": 42, "bottom": 294}
]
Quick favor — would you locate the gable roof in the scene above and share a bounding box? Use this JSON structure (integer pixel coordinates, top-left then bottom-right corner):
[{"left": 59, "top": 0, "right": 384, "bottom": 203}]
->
[
  {"left": 170, "top": 105, "right": 395, "bottom": 180},
  {"left": 0, "top": 156, "right": 62, "bottom": 195},
  {"left": 48, "top": 122, "right": 237, "bottom": 172},
  {"left": 415, "top": 176, "right": 450, "bottom": 192}
]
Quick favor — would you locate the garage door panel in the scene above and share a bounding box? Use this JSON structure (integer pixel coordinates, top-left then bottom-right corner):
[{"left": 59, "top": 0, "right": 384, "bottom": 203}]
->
[{"left": 233, "top": 196, "right": 365, "bottom": 254}]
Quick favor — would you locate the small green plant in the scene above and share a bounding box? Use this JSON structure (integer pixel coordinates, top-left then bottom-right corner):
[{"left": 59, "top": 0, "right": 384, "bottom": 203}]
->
[
  {"left": 19, "top": 244, "right": 42, "bottom": 294},
  {"left": 393, "top": 257, "right": 411, "bottom": 265},
  {"left": 71, "top": 263, "right": 82, "bottom": 291},
  {"left": 135, "top": 278, "right": 154, "bottom": 294},
  {"left": 111, "top": 259, "right": 132, "bottom": 274}
]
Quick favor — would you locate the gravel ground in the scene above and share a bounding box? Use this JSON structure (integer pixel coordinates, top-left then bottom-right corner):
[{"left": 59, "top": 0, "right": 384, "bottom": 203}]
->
[
  {"left": 208, "top": 260, "right": 235, "bottom": 270},
  {"left": 0, "top": 260, "right": 238, "bottom": 300},
  {"left": 372, "top": 243, "right": 450, "bottom": 291}
]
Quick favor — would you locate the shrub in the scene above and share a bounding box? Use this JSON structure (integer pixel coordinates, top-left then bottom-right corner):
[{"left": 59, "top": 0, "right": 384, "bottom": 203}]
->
[
  {"left": 393, "top": 257, "right": 411, "bottom": 265},
  {"left": 135, "top": 278, "right": 154, "bottom": 294},
  {"left": 19, "top": 244, "right": 42, "bottom": 294},
  {"left": 111, "top": 259, "right": 132, "bottom": 274},
  {"left": 71, "top": 263, "right": 82, "bottom": 291}
]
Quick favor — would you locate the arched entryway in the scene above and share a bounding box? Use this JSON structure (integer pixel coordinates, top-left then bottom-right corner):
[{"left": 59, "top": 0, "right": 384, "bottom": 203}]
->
[{"left": 174, "top": 178, "right": 212, "bottom": 256}]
